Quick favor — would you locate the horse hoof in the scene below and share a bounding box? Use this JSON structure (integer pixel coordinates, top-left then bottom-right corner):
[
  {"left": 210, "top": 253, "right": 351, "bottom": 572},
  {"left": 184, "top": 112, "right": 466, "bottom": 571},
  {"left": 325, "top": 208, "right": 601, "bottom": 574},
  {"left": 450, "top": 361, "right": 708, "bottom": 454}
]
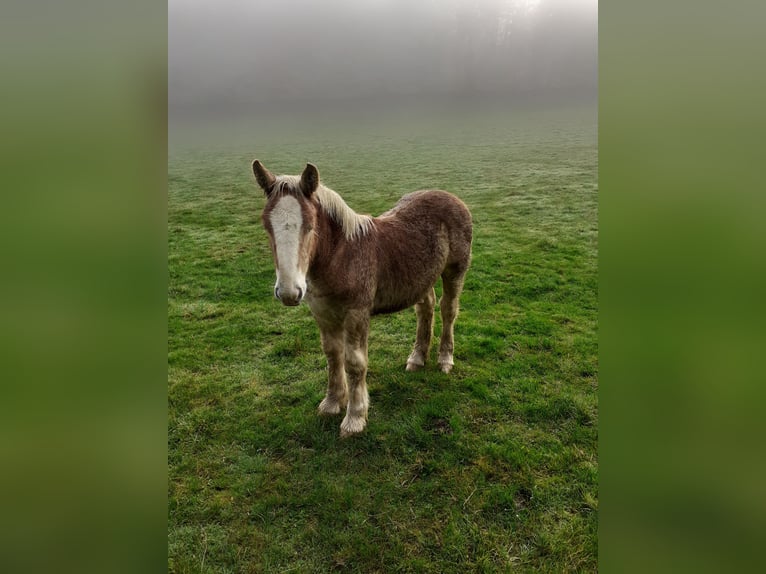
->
[
  {"left": 439, "top": 362, "right": 453, "bottom": 374},
  {"left": 318, "top": 397, "right": 343, "bottom": 416},
  {"left": 406, "top": 361, "right": 424, "bottom": 372},
  {"left": 339, "top": 415, "right": 366, "bottom": 437}
]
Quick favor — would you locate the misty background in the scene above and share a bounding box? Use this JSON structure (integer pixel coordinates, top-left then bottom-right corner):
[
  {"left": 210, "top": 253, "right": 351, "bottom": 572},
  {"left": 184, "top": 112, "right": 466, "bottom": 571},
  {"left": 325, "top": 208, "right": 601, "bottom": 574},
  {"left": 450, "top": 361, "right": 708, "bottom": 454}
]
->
[{"left": 169, "top": 0, "right": 597, "bottom": 124}]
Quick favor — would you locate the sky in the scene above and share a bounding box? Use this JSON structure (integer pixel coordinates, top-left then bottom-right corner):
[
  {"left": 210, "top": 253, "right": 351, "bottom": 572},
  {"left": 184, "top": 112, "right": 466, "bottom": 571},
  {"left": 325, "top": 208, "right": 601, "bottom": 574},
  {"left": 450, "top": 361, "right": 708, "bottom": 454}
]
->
[{"left": 169, "top": 0, "right": 597, "bottom": 115}]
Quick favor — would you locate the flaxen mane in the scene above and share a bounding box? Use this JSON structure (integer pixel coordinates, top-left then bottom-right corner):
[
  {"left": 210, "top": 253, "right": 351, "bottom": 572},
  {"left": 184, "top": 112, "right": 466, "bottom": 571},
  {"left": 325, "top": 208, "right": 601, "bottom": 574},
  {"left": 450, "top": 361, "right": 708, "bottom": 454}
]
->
[{"left": 273, "top": 175, "right": 372, "bottom": 240}]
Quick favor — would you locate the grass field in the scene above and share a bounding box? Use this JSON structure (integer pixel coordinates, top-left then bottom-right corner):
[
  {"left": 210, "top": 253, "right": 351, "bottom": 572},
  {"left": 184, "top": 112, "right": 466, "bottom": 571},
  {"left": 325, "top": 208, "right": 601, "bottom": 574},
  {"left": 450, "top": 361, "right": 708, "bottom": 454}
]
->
[{"left": 168, "top": 104, "right": 598, "bottom": 572}]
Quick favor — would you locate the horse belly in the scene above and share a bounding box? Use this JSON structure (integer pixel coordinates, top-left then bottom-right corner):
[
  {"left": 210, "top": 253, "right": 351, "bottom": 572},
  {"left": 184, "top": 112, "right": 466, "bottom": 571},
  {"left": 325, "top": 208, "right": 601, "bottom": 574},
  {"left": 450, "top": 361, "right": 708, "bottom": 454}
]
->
[
  {"left": 371, "top": 286, "right": 432, "bottom": 315},
  {"left": 371, "top": 233, "right": 448, "bottom": 315}
]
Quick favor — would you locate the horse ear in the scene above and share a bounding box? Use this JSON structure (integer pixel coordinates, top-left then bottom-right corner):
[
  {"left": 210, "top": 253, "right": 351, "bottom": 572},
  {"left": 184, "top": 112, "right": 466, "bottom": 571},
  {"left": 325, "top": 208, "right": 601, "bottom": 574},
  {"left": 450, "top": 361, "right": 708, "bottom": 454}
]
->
[
  {"left": 252, "top": 160, "right": 276, "bottom": 194},
  {"left": 300, "top": 163, "right": 319, "bottom": 197}
]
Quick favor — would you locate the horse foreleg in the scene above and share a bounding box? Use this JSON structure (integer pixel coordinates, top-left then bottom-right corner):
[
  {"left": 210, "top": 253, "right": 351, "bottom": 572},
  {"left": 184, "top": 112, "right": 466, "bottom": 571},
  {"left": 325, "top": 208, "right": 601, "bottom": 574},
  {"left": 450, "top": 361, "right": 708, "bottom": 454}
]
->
[
  {"left": 317, "top": 324, "right": 348, "bottom": 415},
  {"left": 406, "top": 287, "right": 436, "bottom": 371},
  {"left": 340, "top": 310, "right": 370, "bottom": 437}
]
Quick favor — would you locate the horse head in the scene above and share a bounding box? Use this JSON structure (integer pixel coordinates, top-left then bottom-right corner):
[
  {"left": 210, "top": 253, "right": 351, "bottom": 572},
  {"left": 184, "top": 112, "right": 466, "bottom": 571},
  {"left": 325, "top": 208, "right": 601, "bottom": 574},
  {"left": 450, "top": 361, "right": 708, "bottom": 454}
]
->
[{"left": 253, "top": 160, "right": 319, "bottom": 306}]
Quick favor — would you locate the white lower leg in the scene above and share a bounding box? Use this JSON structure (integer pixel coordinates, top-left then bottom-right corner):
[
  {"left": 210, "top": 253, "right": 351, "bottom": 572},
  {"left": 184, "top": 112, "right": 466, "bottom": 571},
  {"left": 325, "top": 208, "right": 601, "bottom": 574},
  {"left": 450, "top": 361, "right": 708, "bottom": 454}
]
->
[
  {"left": 318, "top": 394, "right": 345, "bottom": 415},
  {"left": 340, "top": 384, "right": 369, "bottom": 437},
  {"left": 406, "top": 349, "right": 425, "bottom": 371},
  {"left": 437, "top": 351, "right": 454, "bottom": 373}
]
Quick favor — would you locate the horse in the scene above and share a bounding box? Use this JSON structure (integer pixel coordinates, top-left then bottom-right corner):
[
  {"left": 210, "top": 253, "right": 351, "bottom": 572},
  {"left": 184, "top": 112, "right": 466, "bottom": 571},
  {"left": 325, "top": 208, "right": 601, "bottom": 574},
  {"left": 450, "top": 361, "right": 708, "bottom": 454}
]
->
[{"left": 252, "top": 160, "right": 472, "bottom": 437}]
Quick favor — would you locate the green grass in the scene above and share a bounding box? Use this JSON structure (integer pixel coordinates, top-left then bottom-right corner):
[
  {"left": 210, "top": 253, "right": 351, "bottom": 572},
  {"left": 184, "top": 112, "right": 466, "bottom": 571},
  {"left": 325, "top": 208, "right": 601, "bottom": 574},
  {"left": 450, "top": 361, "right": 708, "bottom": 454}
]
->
[{"left": 169, "top": 105, "right": 597, "bottom": 572}]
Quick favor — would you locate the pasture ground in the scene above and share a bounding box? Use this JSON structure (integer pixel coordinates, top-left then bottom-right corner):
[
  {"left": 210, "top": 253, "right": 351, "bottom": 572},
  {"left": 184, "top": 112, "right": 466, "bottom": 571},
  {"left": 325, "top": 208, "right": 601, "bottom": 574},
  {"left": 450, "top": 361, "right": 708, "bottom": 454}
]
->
[{"left": 168, "top": 103, "right": 598, "bottom": 572}]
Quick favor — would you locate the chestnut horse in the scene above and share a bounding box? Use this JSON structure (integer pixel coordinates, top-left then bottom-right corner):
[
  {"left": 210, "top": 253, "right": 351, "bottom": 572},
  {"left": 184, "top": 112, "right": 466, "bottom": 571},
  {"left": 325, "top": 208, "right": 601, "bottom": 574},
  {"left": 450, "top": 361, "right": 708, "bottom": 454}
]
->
[{"left": 252, "top": 160, "right": 472, "bottom": 437}]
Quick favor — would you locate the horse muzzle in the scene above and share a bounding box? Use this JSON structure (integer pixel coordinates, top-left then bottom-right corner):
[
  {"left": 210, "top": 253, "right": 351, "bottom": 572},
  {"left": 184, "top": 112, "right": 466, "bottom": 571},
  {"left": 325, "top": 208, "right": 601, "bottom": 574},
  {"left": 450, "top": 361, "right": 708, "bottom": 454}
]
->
[{"left": 274, "top": 284, "right": 304, "bottom": 306}]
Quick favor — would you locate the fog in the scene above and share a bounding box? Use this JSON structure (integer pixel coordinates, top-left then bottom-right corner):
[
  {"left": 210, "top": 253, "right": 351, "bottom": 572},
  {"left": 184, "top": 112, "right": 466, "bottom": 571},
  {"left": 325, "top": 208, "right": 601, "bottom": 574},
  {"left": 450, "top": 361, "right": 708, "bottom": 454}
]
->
[{"left": 169, "top": 0, "right": 596, "bottom": 121}]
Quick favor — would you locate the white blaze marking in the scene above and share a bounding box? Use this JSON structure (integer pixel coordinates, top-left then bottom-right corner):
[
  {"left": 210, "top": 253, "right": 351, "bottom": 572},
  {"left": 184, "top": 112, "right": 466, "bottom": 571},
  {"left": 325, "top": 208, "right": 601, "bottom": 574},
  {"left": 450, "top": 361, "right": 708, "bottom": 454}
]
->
[{"left": 269, "top": 195, "right": 305, "bottom": 290}]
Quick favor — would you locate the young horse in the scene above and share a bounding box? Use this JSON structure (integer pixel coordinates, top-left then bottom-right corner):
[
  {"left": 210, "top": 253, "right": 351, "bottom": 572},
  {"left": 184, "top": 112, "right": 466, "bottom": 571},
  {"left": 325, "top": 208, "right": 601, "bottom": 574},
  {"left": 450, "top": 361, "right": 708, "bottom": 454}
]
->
[{"left": 253, "top": 160, "right": 472, "bottom": 437}]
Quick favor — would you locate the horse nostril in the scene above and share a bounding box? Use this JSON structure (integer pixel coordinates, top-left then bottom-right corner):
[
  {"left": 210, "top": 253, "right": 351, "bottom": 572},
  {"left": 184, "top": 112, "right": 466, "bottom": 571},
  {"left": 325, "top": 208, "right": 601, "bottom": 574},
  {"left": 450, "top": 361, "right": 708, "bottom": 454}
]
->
[
  {"left": 274, "top": 286, "right": 280, "bottom": 300},
  {"left": 297, "top": 287, "right": 303, "bottom": 301}
]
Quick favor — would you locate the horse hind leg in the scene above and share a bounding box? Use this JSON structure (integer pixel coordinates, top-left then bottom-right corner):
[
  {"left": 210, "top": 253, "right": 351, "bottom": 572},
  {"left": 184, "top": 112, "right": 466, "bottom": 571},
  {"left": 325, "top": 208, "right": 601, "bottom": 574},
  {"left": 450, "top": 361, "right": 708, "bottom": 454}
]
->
[
  {"left": 406, "top": 287, "right": 436, "bottom": 372},
  {"left": 438, "top": 265, "right": 467, "bottom": 374}
]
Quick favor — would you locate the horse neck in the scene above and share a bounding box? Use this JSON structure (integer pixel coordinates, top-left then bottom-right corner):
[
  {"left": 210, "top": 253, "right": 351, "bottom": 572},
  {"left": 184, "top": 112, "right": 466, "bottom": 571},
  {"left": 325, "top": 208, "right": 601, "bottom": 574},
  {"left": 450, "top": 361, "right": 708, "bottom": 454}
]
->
[
  {"left": 308, "top": 208, "right": 357, "bottom": 277},
  {"left": 309, "top": 209, "right": 346, "bottom": 272}
]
